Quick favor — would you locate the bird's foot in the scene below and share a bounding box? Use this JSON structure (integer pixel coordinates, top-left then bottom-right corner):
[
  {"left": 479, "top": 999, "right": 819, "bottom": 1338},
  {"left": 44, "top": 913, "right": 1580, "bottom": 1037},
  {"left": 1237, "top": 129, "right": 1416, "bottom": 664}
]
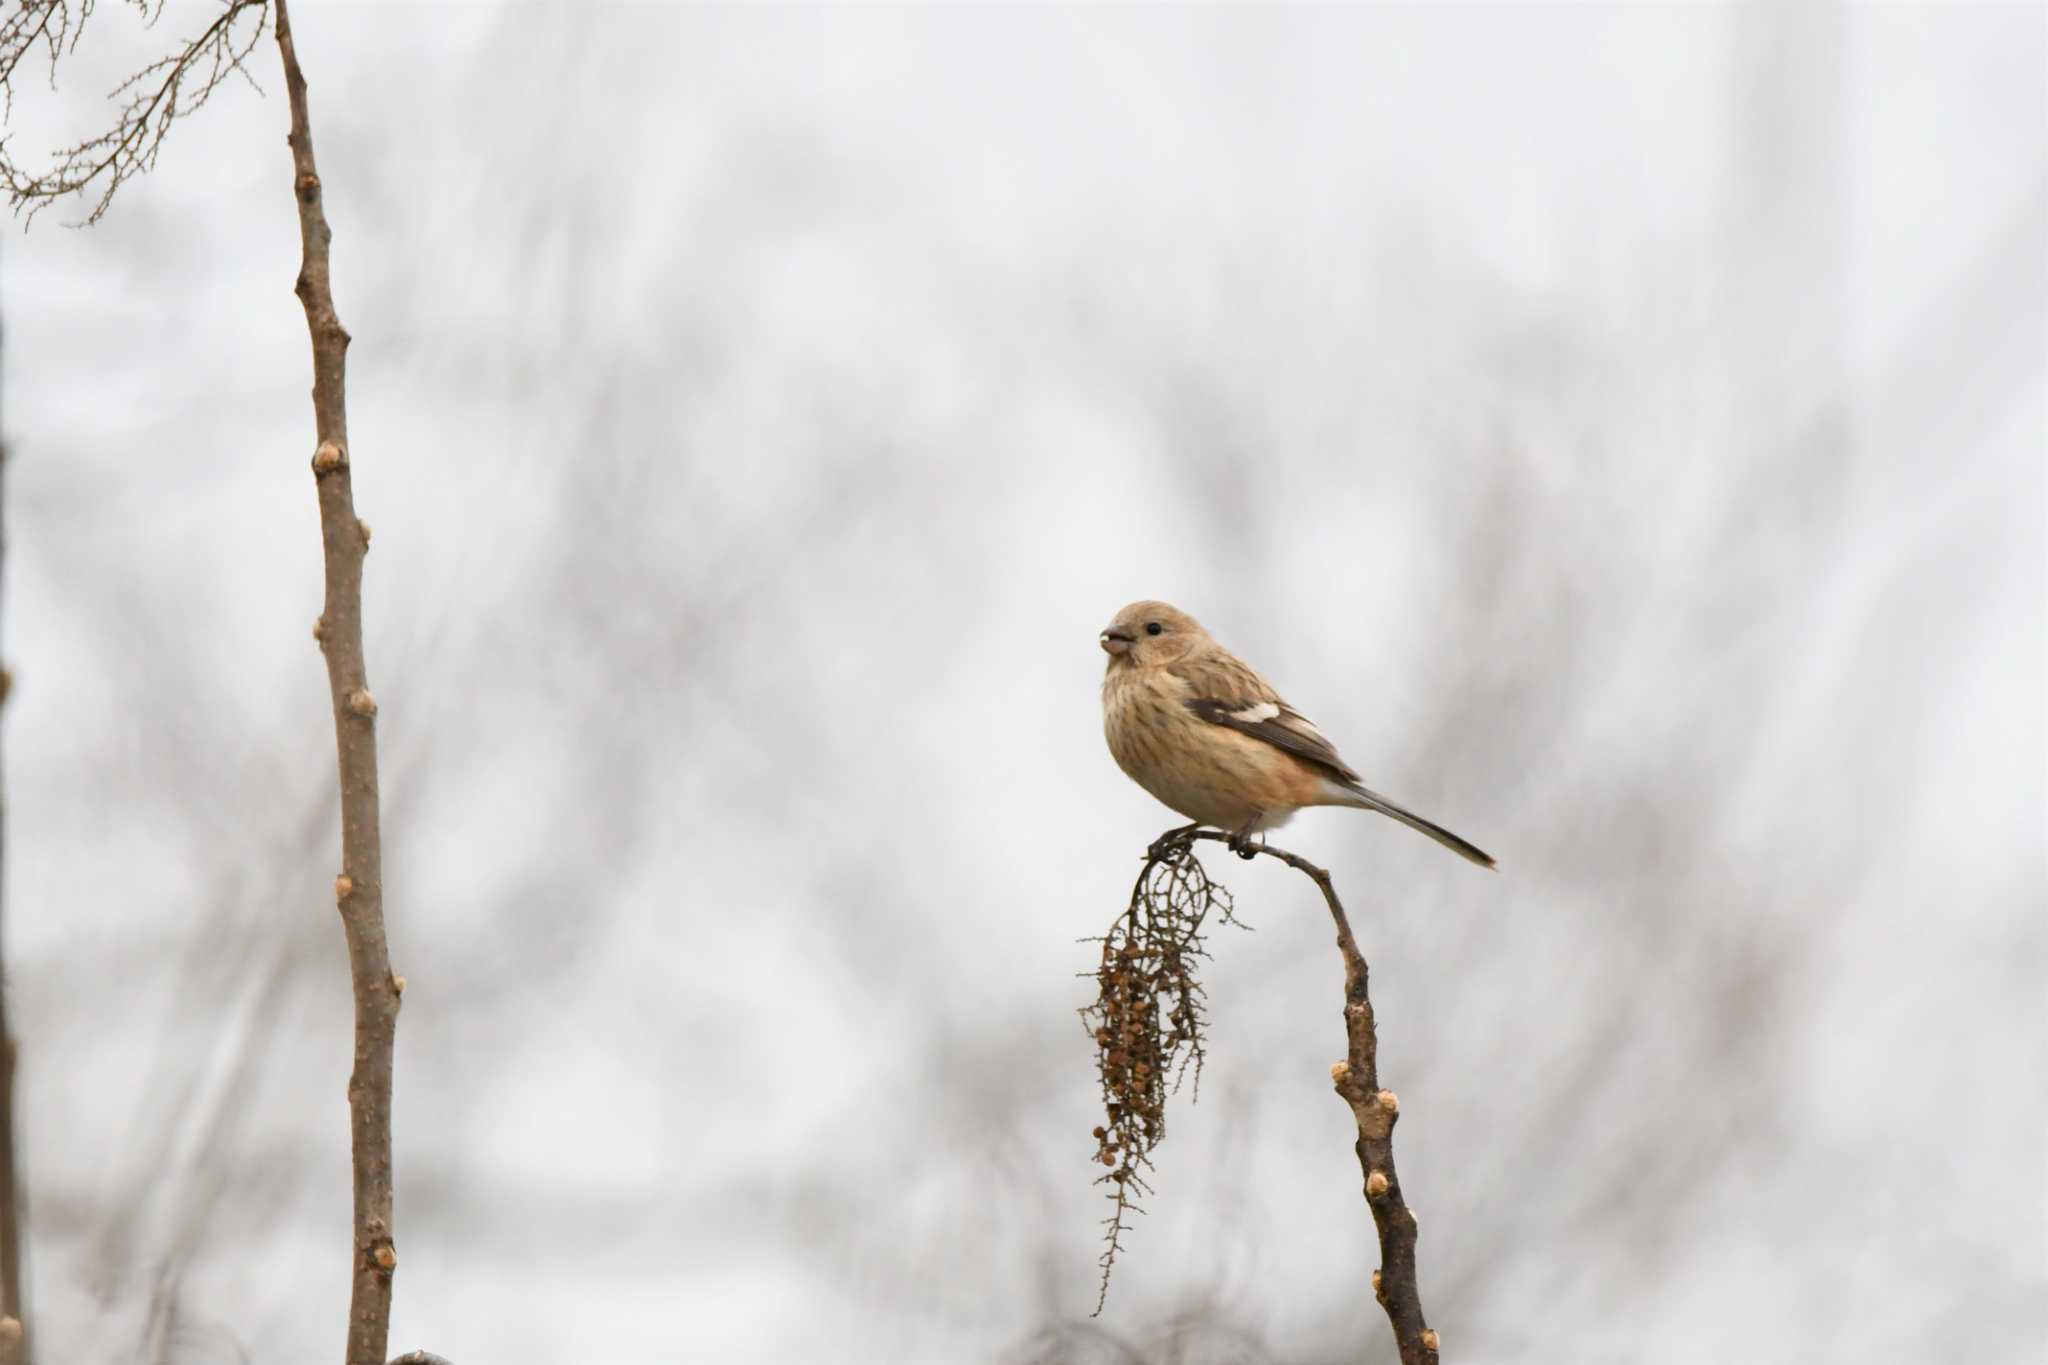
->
[{"left": 1228, "top": 819, "right": 1263, "bottom": 860}]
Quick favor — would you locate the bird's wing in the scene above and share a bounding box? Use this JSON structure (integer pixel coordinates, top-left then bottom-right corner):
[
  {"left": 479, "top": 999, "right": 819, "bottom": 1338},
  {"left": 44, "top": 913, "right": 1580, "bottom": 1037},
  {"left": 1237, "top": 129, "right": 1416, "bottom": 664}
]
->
[{"left": 1176, "top": 652, "right": 1363, "bottom": 786}]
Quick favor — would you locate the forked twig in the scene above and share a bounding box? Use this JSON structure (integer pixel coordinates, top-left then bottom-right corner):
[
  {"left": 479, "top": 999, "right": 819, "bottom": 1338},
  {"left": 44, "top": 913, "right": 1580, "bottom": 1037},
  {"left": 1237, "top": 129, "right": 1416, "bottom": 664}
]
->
[
  {"left": 1083, "top": 826, "right": 1440, "bottom": 1363},
  {"left": 0, "top": 0, "right": 270, "bottom": 226}
]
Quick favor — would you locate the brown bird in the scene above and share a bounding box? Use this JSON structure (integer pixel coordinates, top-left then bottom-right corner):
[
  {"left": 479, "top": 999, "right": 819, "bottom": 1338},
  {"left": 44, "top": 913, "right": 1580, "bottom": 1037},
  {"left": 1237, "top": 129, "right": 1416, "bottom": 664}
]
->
[{"left": 1099, "top": 600, "right": 1494, "bottom": 868}]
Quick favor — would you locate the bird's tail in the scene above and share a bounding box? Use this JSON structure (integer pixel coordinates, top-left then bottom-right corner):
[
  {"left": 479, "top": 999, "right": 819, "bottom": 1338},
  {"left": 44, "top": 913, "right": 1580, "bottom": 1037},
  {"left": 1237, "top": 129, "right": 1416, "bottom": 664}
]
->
[{"left": 1330, "top": 780, "right": 1496, "bottom": 869}]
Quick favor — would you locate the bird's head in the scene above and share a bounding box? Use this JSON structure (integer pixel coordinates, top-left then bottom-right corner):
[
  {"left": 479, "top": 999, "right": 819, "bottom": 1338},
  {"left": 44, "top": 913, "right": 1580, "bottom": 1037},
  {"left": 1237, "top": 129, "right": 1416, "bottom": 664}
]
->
[{"left": 1100, "top": 601, "right": 1206, "bottom": 669}]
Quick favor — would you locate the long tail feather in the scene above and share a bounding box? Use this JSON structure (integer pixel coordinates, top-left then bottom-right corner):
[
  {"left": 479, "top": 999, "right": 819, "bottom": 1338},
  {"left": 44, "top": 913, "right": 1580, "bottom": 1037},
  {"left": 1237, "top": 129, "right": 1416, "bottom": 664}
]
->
[{"left": 1339, "top": 782, "right": 1496, "bottom": 869}]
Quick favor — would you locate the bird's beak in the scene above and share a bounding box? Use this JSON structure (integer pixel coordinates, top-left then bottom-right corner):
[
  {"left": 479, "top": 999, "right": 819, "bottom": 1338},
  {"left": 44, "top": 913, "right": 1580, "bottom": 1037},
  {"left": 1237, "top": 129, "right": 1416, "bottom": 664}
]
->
[{"left": 1100, "top": 629, "right": 1134, "bottom": 656}]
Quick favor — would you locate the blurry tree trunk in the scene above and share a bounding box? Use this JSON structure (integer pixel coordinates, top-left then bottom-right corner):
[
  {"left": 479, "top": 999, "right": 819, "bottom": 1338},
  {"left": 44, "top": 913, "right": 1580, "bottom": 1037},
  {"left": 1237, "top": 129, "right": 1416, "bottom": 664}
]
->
[
  {"left": 271, "top": 4, "right": 402, "bottom": 1361},
  {"left": 0, "top": 261, "right": 24, "bottom": 1365}
]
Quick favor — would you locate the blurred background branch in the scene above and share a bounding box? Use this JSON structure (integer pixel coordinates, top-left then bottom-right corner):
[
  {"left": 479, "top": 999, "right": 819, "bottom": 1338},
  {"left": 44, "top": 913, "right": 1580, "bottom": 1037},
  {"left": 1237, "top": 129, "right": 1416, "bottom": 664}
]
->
[
  {"left": 0, "top": 0, "right": 268, "bottom": 226},
  {"left": 0, "top": 240, "right": 23, "bottom": 1365},
  {"left": 272, "top": 0, "right": 402, "bottom": 1358},
  {"left": 2, "top": 0, "right": 424, "bottom": 1357}
]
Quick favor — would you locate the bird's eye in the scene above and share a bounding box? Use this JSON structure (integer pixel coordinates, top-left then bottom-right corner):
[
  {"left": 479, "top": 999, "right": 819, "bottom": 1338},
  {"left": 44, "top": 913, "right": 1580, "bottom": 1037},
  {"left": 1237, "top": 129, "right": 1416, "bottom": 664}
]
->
[{"left": 1144, "top": 621, "right": 1164, "bottom": 636}]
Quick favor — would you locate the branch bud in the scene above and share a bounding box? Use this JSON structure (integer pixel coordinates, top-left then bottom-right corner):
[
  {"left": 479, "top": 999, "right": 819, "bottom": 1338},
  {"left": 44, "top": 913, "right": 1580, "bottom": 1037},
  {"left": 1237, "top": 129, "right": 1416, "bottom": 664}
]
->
[
  {"left": 335, "top": 875, "right": 353, "bottom": 900},
  {"left": 1330, "top": 1061, "right": 1350, "bottom": 1085},
  {"left": 1366, "top": 1169, "right": 1389, "bottom": 1198},
  {"left": 312, "top": 441, "right": 345, "bottom": 474},
  {"left": 392, "top": 974, "right": 406, "bottom": 998},
  {"left": 313, "top": 615, "right": 327, "bottom": 643},
  {"left": 1377, "top": 1089, "right": 1399, "bottom": 1114},
  {"left": 372, "top": 1242, "right": 396, "bottom": 1271},
  {"left": 1421, "top": 1329, "right": 1439, "bottom": 1353},
  {"left": 348, "top": 688, "right": 377, "bottom": 717},
  {"left": 357, "top": 519, "right": 371, "bottom": 550}
]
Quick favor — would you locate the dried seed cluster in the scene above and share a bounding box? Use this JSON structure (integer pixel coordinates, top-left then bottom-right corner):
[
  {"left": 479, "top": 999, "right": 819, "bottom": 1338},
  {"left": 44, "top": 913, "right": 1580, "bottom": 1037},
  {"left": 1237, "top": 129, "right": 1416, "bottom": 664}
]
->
[{"left": 1079, "top": 829, "right": 1246, "bottom": 1312}]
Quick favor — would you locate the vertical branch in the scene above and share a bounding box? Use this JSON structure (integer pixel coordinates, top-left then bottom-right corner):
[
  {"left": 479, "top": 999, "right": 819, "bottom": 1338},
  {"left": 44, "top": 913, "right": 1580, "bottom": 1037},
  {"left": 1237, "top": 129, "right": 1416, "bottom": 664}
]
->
[
  {"left": 0, "top": 251, "right": 24, "bottom": 1365},
  {"left": 271, "top": 3, "right": 400, "bottom": 1362},
  {"left": 1186, "top": 832, "right": 1439, "bottom": 1365}
]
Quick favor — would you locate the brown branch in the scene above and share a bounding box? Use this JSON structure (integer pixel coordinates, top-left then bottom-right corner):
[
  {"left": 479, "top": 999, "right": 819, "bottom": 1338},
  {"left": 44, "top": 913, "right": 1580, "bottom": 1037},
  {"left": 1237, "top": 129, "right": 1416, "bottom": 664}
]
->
[
  {"left": 0, "top": 0, "right": 270, "bottom": 226},
  {"left": 270, "top": 3, "right": 400, "bottom": 1362},
  {"left": 1177, "top": 829, "right": 1440, "bottom": 1365}
]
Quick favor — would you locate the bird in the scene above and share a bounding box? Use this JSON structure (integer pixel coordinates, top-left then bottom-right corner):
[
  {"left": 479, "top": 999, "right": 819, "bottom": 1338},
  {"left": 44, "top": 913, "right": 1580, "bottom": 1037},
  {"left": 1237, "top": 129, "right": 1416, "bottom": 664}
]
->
[{"left": 1099, "top": 600, "right": 1495, "bottom": 868}]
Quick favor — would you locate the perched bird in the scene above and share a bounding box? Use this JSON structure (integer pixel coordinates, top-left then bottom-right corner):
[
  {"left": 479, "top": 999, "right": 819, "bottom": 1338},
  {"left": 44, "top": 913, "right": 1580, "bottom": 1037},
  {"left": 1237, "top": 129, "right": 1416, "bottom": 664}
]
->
[{"left": 1099, "top": 600, "right": 1494, "bottom": 868}]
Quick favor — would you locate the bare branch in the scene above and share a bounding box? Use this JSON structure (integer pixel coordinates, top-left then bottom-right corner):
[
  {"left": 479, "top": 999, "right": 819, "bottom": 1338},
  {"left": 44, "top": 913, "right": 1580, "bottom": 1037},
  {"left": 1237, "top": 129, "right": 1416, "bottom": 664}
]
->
[
  {"left": 1079, "top": 824, "right": 1247, "bottom": 1313},
  {"left": 0, "top": 0, "right": 268, "bottom": 226},
  {"left": 268, "top": 2, "right": 400, "bottom": 1360},
  {"left": 1086, "top": 827, "right": 1440, "bottom": 1364}
]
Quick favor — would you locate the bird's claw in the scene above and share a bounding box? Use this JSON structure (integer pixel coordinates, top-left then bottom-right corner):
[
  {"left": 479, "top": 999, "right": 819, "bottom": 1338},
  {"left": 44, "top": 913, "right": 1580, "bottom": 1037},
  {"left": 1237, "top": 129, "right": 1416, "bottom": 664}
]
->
[{"left": 1228, "top": 833, "right": 1258, "bottom": 860}]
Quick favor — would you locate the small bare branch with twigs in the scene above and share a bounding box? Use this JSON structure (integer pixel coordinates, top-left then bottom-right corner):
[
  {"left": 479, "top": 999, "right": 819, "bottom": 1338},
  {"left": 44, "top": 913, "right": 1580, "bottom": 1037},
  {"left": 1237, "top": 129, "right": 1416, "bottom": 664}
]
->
[
  {"left": 1083, "top": 826, "right": 1441, "bottom": 1365},
  {"left": 0, "top": 0, "right": 269, "bottom": 225},
  {"left": 1079, "top": 824, "right": 1249, "bottom": 1314}
]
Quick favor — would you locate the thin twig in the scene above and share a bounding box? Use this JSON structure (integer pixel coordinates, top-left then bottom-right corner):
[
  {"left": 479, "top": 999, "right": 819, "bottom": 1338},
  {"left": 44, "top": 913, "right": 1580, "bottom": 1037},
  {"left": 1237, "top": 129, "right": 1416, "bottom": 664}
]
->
[
  {"left": 0, "top": 0, "right": 270, "bottom": 226},
  {"left": 1160, "top": 829, "right": 1441, "bottom": 1365},
  {"left": 271, "top": 3, "right": 400, "bottom": 1361}
]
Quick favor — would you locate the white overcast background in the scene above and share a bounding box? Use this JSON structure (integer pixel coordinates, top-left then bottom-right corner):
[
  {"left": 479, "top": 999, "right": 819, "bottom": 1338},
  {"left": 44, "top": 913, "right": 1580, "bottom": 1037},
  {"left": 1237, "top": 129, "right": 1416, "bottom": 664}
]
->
[{"left": 1, "top": 3, "right": 2041, "bottom": 1363}]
